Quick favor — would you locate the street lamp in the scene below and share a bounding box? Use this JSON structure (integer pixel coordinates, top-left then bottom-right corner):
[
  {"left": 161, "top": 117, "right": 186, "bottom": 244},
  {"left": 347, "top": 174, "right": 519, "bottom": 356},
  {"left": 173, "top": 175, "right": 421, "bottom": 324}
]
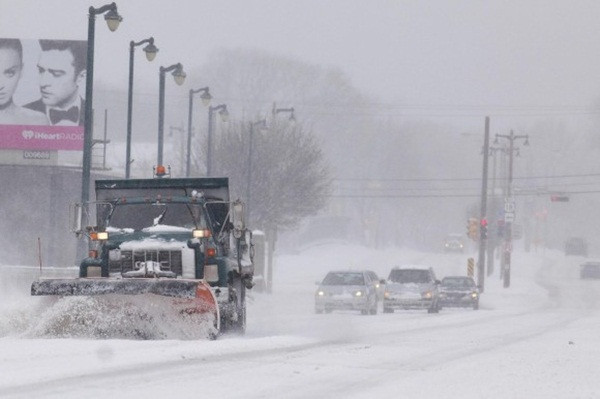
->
[
  {"left": 81, "top": 2, "right": 122, "bottom": 252},
  {"left": 206, "top": 104, "right": 229, "bottom": 176},
  {"left": 157, "top": 63, "right": 186, "bottom": 166},
  {"left": 494, "top": 130, "right": 529, "bottom": 288},
  {"left": 126, "top": 37, "right": 158, "bottom": 179},
  {"left": 186, "top": 87, "right": 211, "bottom": 177},
  {"left": 272, "top": 102, "right": 295, "bottom": 122},
  {"left": 246, "top": 118, "right": 268, "bottom": 224}
]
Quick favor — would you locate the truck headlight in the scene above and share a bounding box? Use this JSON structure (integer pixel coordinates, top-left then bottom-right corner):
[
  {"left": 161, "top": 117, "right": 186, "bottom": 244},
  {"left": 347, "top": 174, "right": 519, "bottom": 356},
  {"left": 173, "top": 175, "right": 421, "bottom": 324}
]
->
[
  {"left": 192, "top": 229, "right": 211, "bottom": 238},
  {"left": 91, "top": 231, "right": 109, "bottom": 241}
]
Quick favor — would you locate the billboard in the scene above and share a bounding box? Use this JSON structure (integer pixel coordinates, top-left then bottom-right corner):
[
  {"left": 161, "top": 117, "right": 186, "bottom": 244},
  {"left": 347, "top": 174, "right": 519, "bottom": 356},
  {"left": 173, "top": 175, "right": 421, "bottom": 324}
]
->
[{"left": 0, "top": 38, "right": 86, "bottom": 151}]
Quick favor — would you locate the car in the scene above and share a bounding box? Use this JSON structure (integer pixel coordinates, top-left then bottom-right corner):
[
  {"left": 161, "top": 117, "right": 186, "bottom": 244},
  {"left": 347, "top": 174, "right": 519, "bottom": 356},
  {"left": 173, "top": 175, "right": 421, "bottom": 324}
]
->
[
  {"left": 565, "top": 237, "right": 588, "bottom": 256},
  {"left": 439, "top": 276, "right": 480, "bottom": 310},
  {"left": 315, "top": 270, "right": 379, "bottom": 315},
  {"left": 580, "top": 261, "right": 600, "bottom": 279},
  {"left": 443, "top": 234, "right": 465, "bottom": 253},
  {"left": 383, "top": 266, "right": 441, "bottom": 313}
]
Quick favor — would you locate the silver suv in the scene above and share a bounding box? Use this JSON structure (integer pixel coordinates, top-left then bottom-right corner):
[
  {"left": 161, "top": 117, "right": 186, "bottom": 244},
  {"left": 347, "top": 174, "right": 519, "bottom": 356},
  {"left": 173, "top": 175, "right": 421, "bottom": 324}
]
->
[
  {"left": 383, "top": 266, "right": 441, "bottom": 313},
  {"left": 315, "top": 270, "right": 379, "bottom": 315}
]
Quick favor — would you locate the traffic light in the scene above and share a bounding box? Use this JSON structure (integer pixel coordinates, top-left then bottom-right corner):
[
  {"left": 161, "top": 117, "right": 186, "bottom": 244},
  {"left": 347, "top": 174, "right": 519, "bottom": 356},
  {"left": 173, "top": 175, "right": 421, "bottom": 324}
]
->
[
  {"left": 467, "top": 218, "right": 479, "bottom": 241},
  {"left": 480, "top": 218, "right": 488, "bottom": 240}
]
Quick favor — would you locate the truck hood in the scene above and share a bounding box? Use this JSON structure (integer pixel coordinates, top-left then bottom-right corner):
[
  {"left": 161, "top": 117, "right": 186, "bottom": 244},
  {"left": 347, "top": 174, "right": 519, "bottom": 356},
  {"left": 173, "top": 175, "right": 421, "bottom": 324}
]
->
[{"left": 104, "top": 229, "right": 193, "bottom": 248}]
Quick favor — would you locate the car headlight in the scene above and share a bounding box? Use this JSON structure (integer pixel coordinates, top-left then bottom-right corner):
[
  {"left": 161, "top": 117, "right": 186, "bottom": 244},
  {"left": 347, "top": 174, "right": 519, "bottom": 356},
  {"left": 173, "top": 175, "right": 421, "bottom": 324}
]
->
[
  {"left": 422, "top": 291, "right": 433, "bottom": 299},
  {"left": 384, "top": 291, "right": 390, "bottom": 298},
  {"left": 471, "top": 292, "right": 478, "bottom": 298},
  {"left": 355, "top": 291, "right": 363, "bottom": 297},
  {"left": 317, "top": 290, "right": 325, "bottom": 296}
]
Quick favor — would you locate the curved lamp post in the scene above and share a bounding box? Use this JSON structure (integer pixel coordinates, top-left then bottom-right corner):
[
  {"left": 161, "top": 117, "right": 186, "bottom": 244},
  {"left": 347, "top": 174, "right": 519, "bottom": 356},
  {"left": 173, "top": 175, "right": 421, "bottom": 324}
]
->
[
  {"left": 81, "top": 2, "right": 122, "bottom": 255},
  {"left": 157, "top": 63, "right": 186, "bottom": 166},
  {"left": 206, "top": 104, "right": 229, "bottom": 176},
  {"left": 186, "top": 87, "right": 211, "bottom": 176},
  {"left": 126, "top": 37, "right": 158, "bottom": 179},
  {"left": 272, "top": 102, "right": 295, "bottom": 122}
]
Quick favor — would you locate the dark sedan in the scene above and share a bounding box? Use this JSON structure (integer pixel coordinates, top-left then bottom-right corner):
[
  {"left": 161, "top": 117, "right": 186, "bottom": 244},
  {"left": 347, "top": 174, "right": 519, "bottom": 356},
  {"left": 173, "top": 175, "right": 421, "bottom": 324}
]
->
[
  {"left": 580, "top": 262, "right": 600, "bottom": 279},
  {"left": 439, "top": 276, "right": 479, "bottom": 310}
]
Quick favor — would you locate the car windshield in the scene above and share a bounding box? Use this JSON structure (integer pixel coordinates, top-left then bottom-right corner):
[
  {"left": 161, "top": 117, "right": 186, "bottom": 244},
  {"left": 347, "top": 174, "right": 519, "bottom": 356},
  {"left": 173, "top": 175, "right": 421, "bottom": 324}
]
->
[
  {"left": 322, "top": 272, "right": 365, "bottom": 286},
  {"left": 389, "top": 269, "right": 430, "bottom": 284},
  {"left": 442, "top": 277, "right": 475, "bottom": 288}
]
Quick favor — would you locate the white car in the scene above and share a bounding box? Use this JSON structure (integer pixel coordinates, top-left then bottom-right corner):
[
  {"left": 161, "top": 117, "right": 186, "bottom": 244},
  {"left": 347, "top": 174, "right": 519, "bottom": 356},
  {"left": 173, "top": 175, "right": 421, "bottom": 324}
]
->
[
  {"left": 315, "top": 270, "right": 379, "bottom": 315},
  {"left": 444, "top": 234, "right": 465, "bottom": 253},
  {"left": 383, "top": 266, "right": 441, "bottom": 313}
]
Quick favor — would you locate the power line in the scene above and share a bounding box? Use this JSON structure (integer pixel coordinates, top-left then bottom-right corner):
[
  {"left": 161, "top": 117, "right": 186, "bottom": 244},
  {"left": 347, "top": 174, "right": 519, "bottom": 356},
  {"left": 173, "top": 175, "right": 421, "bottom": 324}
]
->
[
  {"left": 328, "top": 189, "right": 600, "bottom": 199},
  {"left": 333, "top": 172, "right": 600, "bottom": 183}
]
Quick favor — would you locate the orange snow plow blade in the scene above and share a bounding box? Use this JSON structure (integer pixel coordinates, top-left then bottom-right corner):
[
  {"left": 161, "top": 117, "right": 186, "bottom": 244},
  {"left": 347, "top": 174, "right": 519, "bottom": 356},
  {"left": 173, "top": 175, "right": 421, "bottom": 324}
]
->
[{"left": 31, "top": 278, "right": 220, "bottom": 334}]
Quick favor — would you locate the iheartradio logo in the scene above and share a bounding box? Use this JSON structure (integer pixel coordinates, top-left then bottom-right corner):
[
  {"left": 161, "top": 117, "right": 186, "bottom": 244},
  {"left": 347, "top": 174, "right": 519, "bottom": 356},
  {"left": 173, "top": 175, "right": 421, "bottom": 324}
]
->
[{"left": 22, "top": 130, "right": 34, "bottom": 140}]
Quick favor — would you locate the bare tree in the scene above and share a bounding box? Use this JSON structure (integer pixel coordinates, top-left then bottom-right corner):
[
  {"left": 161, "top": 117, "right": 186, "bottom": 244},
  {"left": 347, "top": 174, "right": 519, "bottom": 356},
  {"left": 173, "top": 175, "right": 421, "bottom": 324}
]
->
[{"left": 213, "top": 119, "right": 331, "bottom": 230}]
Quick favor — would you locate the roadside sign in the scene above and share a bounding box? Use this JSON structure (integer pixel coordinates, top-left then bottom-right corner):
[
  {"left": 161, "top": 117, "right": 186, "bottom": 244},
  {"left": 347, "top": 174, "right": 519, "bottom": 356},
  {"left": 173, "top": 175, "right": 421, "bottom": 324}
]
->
[{"left": 467, "top": 258, "right": 474, "bottom": 277}]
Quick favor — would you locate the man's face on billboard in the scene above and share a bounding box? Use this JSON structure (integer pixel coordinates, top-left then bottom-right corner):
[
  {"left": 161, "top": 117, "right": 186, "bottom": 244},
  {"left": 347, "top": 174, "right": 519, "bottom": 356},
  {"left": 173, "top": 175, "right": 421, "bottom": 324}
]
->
[
  {"left": 0, "top": 47, "right": 22, "bottom": 106},
  {"left": 37, "top": 49, "right": 83, "bottom": 108}
]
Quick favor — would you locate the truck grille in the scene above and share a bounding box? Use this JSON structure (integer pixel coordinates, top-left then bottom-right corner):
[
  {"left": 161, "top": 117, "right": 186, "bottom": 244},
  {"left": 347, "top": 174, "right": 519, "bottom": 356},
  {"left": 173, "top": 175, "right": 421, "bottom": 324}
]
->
[{"left": 109, "top": 250, "right": 183, "bottom": 276}]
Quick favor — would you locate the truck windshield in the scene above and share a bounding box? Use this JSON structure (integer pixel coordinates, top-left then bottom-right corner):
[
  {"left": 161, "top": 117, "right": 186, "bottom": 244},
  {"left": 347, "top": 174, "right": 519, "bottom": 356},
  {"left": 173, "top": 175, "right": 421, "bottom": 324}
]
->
[{"left": 105, "top": 203, "right": 204, "bottom": 231}]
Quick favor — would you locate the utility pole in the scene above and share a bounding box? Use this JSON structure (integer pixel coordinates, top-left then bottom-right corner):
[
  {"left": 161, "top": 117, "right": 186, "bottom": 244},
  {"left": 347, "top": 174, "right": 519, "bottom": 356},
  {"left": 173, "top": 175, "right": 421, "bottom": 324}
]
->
[
  {"left": 486, "top": 144, "right": 504, "bottom": 277},
  {"left": 477, "top": 116, "right": 490, "bottom": 292},
  {"left": 494, "top": 130, "right": 529, "bottom": 288},
  {"left": 499, "top": 144, "right": 508, "bottom": 280}
]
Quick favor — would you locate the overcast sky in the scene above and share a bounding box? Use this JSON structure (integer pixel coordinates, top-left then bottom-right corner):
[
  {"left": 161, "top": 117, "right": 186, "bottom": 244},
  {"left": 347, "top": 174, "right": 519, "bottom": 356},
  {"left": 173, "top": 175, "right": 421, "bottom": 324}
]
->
[{"left": 2, "top": 0, "right": 600, "bottom": 135}]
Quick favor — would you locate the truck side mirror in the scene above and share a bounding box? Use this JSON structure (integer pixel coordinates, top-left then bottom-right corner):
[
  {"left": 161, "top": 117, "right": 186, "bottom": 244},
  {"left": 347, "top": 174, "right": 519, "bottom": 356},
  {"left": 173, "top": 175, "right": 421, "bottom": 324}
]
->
[
  {"left": 231, "top": 200, "right": 245, "bottom": 238},
  {"left": 71, "top": 203, "right": 83, "bottom": 235}
]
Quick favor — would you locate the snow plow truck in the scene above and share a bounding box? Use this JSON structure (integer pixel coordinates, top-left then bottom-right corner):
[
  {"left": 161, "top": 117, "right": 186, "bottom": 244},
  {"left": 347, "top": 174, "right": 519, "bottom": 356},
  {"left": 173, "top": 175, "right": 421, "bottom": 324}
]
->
[{"left": 31, "top": 168, "right": 254, "bottom": 338}]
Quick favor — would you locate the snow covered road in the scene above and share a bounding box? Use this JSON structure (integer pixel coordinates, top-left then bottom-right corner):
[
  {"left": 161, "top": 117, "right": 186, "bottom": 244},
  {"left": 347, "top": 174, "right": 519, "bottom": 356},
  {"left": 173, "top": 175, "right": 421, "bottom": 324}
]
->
[{"left": 1, "top": 244, "right": 599, "bottom": 398}]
